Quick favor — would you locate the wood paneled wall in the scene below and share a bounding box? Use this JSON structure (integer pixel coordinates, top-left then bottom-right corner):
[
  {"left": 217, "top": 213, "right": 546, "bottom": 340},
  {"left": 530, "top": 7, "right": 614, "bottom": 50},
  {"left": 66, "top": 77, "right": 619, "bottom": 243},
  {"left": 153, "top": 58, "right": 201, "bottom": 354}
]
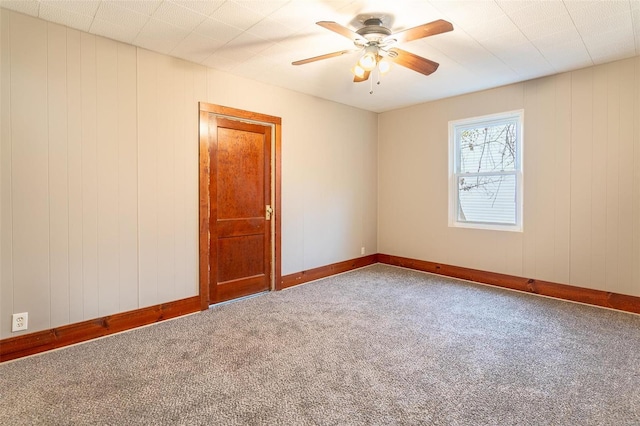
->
[
  {"left": 0, "top": 10, "right": 379, "bottom": 339},
  {"left": 378, "top": 56, "right": 640, "bottom": 297},
  {"left": 0, "top": 12, "right": 205, "bottom": 338}
]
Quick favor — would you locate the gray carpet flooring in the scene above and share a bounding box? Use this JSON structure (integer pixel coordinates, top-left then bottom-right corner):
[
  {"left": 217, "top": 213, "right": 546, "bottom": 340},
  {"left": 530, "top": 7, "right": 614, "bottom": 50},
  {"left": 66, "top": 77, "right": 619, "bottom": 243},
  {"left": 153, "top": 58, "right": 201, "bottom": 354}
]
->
[{"left": 2, "top": 264, "right": 640, "bottom": 425}]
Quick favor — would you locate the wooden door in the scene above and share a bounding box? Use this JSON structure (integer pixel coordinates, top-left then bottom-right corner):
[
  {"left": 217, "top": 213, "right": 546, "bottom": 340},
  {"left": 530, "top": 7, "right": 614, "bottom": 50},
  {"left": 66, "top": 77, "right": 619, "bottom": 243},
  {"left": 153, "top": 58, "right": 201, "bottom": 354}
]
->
[{"left": 209, "top": 117, "right": 272, "bottom": 303}]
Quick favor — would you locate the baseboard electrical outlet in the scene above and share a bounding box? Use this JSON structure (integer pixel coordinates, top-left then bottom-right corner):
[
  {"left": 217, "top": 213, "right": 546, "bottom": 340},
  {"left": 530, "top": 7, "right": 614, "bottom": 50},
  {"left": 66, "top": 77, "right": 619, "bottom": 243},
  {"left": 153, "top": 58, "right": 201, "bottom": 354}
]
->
[
  {"left": 361, "top": 247, "right": 365, "bottom": 255},
  {"left": 12, "top": 312, "right": 28, "bottom": 332}
]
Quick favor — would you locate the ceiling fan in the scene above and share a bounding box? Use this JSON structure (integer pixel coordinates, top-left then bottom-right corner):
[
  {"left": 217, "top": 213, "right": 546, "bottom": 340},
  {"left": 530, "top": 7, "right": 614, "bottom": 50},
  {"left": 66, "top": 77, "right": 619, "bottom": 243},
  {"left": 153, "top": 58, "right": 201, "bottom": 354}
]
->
[{"left": 292, "top": 18, "right": 454, "bottom": 83}]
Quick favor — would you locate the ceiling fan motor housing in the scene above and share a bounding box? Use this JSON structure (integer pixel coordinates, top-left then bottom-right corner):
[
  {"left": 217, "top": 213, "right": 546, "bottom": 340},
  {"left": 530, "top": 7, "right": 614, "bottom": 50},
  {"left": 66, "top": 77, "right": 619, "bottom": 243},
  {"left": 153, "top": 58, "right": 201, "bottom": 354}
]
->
[{"left": 357, "top": 18, "right": 392, "bottom": 42}]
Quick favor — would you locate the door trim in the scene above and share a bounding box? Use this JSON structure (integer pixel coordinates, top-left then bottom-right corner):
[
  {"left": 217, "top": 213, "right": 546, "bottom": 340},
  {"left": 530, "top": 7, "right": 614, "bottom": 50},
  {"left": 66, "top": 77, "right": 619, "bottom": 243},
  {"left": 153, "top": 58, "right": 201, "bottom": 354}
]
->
[{"left": 198, "top": 103, "right": 282, "bottom": 308}]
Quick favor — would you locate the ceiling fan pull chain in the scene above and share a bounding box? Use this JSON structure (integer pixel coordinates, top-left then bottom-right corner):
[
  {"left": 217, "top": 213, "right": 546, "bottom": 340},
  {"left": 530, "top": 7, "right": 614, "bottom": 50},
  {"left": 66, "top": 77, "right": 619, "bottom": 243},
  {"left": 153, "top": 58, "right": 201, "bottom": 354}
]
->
[{"left": 369, "top": 73, "right": 374, "bottom": 94}]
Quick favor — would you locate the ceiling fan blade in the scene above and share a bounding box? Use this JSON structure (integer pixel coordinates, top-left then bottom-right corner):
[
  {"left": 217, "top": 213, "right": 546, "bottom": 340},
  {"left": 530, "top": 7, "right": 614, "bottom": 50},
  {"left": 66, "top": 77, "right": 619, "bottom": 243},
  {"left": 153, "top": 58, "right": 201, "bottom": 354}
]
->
[
  {"left": 353, "top": 70, "right": 371, "bottom": 83},
  {"left": 292, "top": 49, "right": 355, "bottom": 65},
  {"left": 317, "top": 21, "right": 366, "bottom": 43},
  {"left": 385, "top": 19, "right": 453, "bottom": 44},
  {"left": 387, "top": 48, "right": 439, "bottom": 76}
]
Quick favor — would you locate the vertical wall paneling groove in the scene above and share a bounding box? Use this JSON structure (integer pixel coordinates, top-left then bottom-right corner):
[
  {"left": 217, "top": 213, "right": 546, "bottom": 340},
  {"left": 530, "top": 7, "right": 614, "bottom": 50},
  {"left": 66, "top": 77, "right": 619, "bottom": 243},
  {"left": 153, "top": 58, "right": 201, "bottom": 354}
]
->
[
  {"left": 180, "top": 66, "right": 203, "bottom": 300},
  {"left": 590, "top": 65, "right": 608, "bottom": 290},
  {"left": 635, "top": 56, "right": 640, "bottom": 295},
  {"left": 188, "top": 67, "right": 207, "bottom": 297},
  {"left": 117, "top": 43, "right": 138, "bottom": 312},
  {"left": 173, "top": 62, "right": 186, "bottom": 301},
  {"left": 172, "top": 65, "right": 182, "bottom": 299},
  {"left": 10, "top": 14, "right": 50, "bottom": 333},
  {"left": 96, "top": 37, "right": 119, "bottom": 316},
  {"left": 156, "top": 56, "right": 176, "bottom": 303},
  {"left": 47, "top": 22, "right": 70, "bottom": 327},
  {"left": 80, "top": 32, "right": 99, "bottom": 319},
  {"left": 569, "top": 68, "right": 593, "bottom": 289},
  {"left": 536, "top": 78, "right": 560, "bottom": 282},
  {"left": 553, "top": 73, "right": 572, "bottom": 284},
  {"left": 605, "top": 63, "right": 621, "bottom": 291},
  {"left": 0, "top": 9, "right": 14, "bottom": 335},
  {"left": 617, "top": 59, "right": 635, "bottom": 295},
  {"left": 174, "top": 61, "right": 187, "bottom": 299},
  {"left": 522, "top": 79, "right": 538, "bottom": 278},
  {"left": 67, "top": 28, "right": 84, "bottom": 323},
  {"left": 137, "top": 49, "right": 159, "bottom": 307},
  {"left": 185, "top": 62, "right": 203, "bottom": 298},
  {"left": 635, "top": 57, "right": 640, "bottom": 295},
  {"left": 180, "top": 61, "right": 203, "bottom": 298}
]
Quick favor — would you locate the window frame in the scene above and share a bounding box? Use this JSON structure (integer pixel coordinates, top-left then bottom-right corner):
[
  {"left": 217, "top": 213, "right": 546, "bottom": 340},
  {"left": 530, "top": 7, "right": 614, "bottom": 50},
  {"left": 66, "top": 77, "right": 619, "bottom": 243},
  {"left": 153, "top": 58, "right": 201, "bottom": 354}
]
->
[{"left": 448, "top": 109, "right": 524, "bottom": 232}]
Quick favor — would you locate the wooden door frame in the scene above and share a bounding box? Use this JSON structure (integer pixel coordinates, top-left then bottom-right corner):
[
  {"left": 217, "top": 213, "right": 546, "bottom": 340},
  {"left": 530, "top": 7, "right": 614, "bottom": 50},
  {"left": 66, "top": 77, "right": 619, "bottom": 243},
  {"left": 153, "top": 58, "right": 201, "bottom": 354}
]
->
[{"left": 198, "top": 103, "right": 282, "bottom": 309}]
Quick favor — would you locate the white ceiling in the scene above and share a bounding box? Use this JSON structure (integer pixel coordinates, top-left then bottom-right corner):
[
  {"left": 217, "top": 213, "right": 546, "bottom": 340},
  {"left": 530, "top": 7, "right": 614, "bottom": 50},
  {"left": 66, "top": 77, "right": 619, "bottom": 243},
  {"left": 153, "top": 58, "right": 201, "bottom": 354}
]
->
[{"left": 1, "top": 0, "right": 639, "bottom": 112}]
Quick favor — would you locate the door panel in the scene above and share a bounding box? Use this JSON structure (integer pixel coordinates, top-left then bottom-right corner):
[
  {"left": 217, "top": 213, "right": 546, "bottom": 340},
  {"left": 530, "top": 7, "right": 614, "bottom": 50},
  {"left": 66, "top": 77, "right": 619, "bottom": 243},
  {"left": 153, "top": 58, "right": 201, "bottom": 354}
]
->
[
  {"left": 217, "top": 127, "right": 264, "bottom": 218},
  {"left": 210, "top": 117, "right": 272, "bottom": 303},
  {"left": 217, "top": 235, "right": 264, "bottom": 282}
]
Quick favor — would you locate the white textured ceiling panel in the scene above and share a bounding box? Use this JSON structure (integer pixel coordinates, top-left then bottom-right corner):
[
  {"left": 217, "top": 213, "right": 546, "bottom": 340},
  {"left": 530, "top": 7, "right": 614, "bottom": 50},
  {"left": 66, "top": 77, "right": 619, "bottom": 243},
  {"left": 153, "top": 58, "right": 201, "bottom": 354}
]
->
[
  {"left": 430, "top": 0, "right": 508, "bottom": 28},
  {"left": 533, "top": 32, "right": 592, "bottom": 72},
  {"left": 635, "top": 7, "right": 640, "bottom": 54},
  {"left": 246, "top": 16, "right": 300, "bottom": 42},
  {"left": 236, "top": 0, "right": 289, "bottom": 16},
  {"left": 194, "top": 17, "right": 243, "bottom": 43},
  {"left": 0, "top": 0, "right": 638, "bottom": 113},
  {"left": 208, "top": 1, "right": 264, "bottom": 31},
  {"left": 1, "top": 0, "right": 39, "bottom": 16},
  {"left": 170, "top": 31, "right": 226, "bottom": 63},
  {"left": 95, "top": 1, "right": 148, "bottom": 31},
  {"left": 41, "top": 0, "right": 101, "bottom": 17},
  {"left": 152, "top": 1, "right": 207, "bottom": 30},
  {"left": 500, "top": 0, "right": 570, "bottom": 30},
  {"left": 201, "top": 49, "right": 241, "bottom": 72},
  {"left": 461, "top": 14, "right": 520, "bottom": 42},
  {"left": 170, "top": 0, "right": 223, "bottom": 16},
  {"left": 39, "top": 1, "right": 94, "bottom": 31},
  {"left": 213, "top": 31, "right": 274, "bottom": 63},
  {"left": 134, "top": 18, "right": 188, "bottom": 54},
  {"left": 111, "top": 0, "right": 161, "bottom": 16},
  {"left": 90, "top": 17, "right": 141, "bottom": 44}
]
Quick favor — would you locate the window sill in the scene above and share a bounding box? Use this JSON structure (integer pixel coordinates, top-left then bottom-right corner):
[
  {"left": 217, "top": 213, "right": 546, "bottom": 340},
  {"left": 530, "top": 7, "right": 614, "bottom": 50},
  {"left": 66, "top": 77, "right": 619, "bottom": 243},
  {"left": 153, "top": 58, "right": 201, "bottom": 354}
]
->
[{"left": 448, "top": 221, "right": 523, "bottom": 233}]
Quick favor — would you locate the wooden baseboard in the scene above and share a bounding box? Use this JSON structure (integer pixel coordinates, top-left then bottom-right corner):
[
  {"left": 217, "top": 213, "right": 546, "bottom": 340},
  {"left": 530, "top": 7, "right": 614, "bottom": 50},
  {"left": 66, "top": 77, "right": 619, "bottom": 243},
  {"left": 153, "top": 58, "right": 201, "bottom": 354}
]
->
[
  {"left": 378, "top": 254, "right": 640, "bottom": 315},
  {"left": 279, "top": 254, "right": 378, "bottom": 290},
  {"left": 0, "top": 296, "right": 201, "bottom": 362},
  {"left": 6, "top": 252, "right": 637, "bottom": 362},
  {"left": 1, "top": 253, "right": 377, "bottom": 362}
]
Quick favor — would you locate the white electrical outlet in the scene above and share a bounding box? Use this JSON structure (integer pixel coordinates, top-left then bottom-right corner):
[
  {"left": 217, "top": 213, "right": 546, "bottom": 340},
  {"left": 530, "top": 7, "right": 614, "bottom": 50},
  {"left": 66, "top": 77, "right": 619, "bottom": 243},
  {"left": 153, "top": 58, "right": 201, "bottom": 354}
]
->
[
  {"left": 361, "top": 247, "right": 365, "bottom": 255},
  {"left": 12, "top": 312, "right": 28, "bottom": 332}
]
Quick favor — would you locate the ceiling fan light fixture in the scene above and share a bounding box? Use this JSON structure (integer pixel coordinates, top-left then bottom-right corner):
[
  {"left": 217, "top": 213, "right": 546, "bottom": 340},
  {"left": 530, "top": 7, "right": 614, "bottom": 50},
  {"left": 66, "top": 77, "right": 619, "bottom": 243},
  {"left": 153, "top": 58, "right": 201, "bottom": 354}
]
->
[
  {"left": 352, "top": 64, "right": 366, "bottom": 78},
  {"left": 378, "top": 57, "right": 391, "bottom": 74},
  {"left": 358, "top": 46, "right": 378, "bottom": 71}
]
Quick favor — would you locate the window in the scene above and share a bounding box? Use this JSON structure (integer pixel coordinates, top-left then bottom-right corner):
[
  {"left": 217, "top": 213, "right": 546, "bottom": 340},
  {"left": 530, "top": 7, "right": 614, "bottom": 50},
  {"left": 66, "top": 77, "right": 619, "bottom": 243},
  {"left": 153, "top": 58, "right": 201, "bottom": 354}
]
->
[{"left": 448, "top": 110, "right": 523, "bottom": 231}]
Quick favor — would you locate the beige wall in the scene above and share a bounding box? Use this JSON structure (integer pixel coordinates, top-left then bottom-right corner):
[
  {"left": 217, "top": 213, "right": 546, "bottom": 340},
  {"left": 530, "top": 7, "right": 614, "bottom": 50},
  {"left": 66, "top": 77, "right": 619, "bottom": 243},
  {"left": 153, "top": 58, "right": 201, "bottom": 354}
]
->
[
  {"left": 0, "top": 10, "right": 378, "bottom": 338},
  {"left": 379, "top": 56, "right": 640, "bottom": 297}
]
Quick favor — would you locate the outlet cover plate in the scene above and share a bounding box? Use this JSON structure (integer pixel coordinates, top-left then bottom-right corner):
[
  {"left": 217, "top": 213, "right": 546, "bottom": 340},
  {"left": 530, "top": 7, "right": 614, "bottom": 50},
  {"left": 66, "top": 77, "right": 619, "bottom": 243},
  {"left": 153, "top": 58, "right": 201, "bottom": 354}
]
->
[{"left": 12, "top": 312, "right": 28, "bottom": 332}]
